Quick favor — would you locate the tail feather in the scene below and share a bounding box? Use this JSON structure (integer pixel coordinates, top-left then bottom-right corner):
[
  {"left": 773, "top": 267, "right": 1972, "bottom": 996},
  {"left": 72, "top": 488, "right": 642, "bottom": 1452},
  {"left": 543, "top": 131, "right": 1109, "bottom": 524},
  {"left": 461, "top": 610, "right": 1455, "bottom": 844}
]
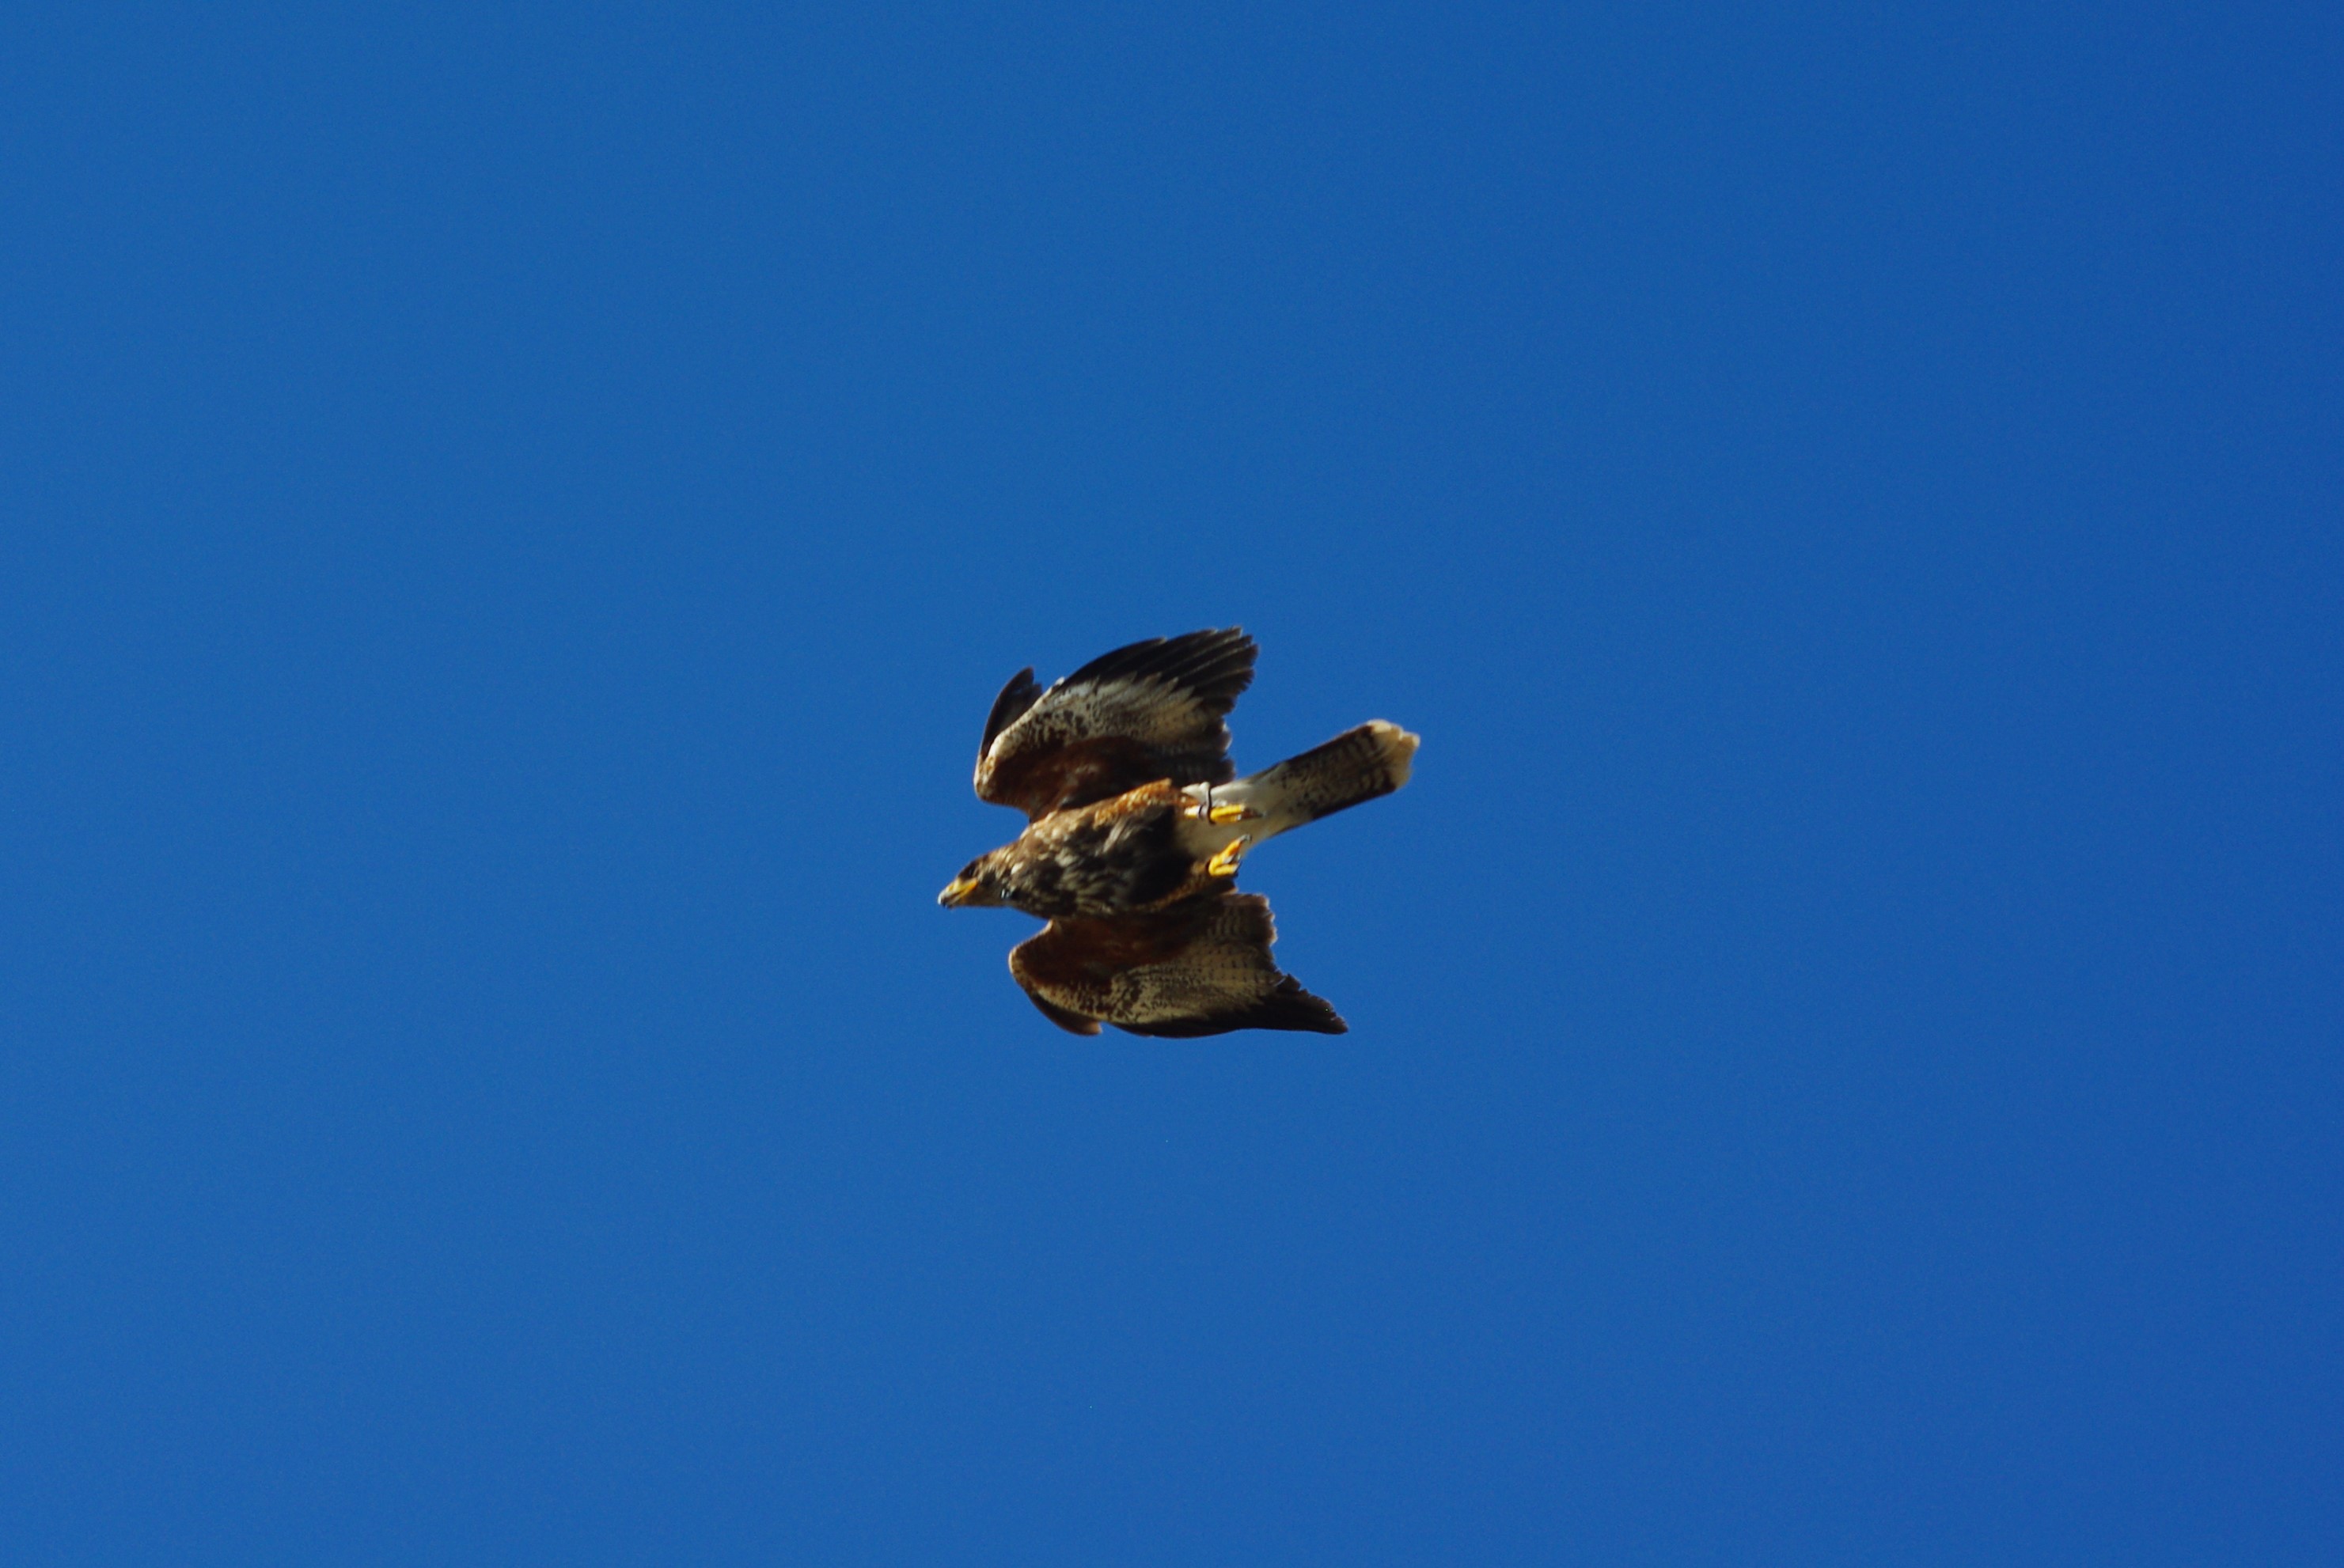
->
[{"left": 1235, "top": 720, "right": 1419, "bottom": 836}]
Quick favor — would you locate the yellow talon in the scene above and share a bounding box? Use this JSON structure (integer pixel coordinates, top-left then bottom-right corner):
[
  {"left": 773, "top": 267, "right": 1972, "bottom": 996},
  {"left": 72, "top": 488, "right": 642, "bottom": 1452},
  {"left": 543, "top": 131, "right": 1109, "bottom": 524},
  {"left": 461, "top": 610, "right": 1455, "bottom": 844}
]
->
[
  {"left": 1204, "top": 802, "right": 1256, "bottom": 824},
  {"left": 1205, "top": 836, "right": 1249, "bottom": 877}
]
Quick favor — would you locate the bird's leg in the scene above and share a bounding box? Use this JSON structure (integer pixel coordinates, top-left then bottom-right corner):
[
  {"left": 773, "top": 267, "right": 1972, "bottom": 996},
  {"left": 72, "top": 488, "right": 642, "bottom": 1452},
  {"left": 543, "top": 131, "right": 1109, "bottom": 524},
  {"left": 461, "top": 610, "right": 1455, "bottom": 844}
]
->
[
  {"left": 1205, "top": 835, "right": 1250, "bottom": 878},
  {"left": 1184, "top": 785, "right": 1259, "bottom": 826}
]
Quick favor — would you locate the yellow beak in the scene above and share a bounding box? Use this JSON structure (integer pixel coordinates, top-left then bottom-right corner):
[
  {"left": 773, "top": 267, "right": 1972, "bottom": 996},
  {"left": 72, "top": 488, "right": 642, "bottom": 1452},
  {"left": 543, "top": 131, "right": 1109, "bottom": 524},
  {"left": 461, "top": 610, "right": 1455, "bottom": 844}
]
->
[{"left": 938, "top": 876, "right": 980, "bottom": 907}]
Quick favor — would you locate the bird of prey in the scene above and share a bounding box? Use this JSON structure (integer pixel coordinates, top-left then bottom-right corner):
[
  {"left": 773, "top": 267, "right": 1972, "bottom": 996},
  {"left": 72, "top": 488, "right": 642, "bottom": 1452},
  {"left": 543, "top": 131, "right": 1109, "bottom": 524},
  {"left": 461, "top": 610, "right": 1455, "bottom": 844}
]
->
[{"left": 939, "top": 628, "right": 1419, "bottom": 1036}]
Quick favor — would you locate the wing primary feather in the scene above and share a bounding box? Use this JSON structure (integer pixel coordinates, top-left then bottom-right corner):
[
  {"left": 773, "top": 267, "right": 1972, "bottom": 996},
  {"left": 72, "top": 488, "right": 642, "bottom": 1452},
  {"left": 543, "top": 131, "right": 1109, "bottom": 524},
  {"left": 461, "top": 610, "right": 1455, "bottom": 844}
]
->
[
  {"left": 1114, "top": 976, "right": 1347, "bottom": 1037},
  {"left": 1057, "top": 627, "right": 1255, "bottom": 716},
  {"left": 980, "top": 667, "right": 1041, "bottom": 756}
]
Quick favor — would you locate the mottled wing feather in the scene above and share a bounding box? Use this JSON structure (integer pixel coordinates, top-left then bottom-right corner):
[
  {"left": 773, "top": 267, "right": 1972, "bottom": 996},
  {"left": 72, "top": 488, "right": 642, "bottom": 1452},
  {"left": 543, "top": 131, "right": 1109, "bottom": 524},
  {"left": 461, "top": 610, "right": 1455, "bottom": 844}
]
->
[
  {"left": 1106, "top": 894, "right": 1345, "bottom": 1036},
  {"left": 976, "top": 629, "right": 1257, "bottom": 820},
  {"left": 1008, "top": 892, "right": 1347, "bottom": 1038}
]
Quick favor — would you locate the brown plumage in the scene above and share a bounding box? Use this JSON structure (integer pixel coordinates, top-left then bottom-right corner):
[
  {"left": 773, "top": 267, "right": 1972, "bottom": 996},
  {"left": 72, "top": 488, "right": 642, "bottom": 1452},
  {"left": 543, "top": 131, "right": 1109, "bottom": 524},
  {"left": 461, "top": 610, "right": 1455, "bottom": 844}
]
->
[
  {"left": 939, "top": 628, "right": 1420, "bottom": 1037},
  {"left": 973, "top": 628, "right": 1257, "bottom": 821},
  {"left": 1010, "top": 892, "right": 1344, "bottom": 1037}
]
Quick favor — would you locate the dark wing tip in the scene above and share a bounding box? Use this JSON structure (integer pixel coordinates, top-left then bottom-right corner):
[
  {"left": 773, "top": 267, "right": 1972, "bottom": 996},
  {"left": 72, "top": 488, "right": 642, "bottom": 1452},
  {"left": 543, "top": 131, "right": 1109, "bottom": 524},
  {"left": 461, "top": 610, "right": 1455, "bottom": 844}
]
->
[
  {"left": 980, "top": 667, "right": 1042, "bottom": 758},
  {"left": 1021, "top": 984, "right": 1104, "bottom": 1036},
  {"left": 1061, "top": 628, "right": 1257, "bottom": 717},
  {"left": 1254, "top": 975, "right": 1349, "bottom": 1034},
  {"left": 1115, "top": 977, "right": 1348, "bottom": 1038}
]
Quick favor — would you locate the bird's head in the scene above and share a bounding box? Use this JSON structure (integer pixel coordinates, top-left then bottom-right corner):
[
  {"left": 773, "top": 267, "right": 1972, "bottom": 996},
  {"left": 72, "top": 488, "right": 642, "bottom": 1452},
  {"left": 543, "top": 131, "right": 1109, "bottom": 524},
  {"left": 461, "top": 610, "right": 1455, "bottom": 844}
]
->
[{"left": 938, "top": 851, "right": 1013, "bottom": 909}]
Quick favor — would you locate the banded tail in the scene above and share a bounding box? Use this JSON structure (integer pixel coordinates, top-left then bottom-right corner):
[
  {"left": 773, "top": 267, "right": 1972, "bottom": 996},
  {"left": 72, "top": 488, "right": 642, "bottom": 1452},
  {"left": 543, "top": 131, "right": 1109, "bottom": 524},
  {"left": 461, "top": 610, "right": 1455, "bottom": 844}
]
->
[{"left": 1211, "top": 720, "right": 1419, "bottom": 843}]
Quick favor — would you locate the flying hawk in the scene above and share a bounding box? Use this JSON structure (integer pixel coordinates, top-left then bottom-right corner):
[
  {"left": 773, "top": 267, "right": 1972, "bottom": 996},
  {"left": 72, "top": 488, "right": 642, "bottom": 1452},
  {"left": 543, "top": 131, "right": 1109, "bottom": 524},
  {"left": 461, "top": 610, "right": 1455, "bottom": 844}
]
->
[{"left": 939, "top": 628, "right": 1419, "bottom": 1036}]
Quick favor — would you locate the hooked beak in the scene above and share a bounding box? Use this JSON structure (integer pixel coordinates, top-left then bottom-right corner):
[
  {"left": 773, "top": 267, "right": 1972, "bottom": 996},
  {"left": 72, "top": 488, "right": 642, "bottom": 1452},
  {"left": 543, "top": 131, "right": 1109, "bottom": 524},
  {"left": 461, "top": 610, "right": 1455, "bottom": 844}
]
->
[{"left": 938, "top": 875, "right": 981, "bottom": 907}]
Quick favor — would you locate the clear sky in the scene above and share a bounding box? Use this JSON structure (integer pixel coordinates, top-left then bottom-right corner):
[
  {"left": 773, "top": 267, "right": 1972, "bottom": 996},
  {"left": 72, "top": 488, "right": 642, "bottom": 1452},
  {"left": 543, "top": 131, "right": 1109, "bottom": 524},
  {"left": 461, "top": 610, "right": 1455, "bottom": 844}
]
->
[{"left": 3, "top": 4, "right": 2338, "bottom": 1562}]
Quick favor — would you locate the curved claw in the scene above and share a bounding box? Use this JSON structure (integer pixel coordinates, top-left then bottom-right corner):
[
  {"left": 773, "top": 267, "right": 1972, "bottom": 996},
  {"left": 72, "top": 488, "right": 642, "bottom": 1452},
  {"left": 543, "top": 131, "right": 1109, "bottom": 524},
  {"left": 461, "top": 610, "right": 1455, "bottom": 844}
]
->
[{"left": 1205, "top": 835, "right": 1250, "bottom": 878}]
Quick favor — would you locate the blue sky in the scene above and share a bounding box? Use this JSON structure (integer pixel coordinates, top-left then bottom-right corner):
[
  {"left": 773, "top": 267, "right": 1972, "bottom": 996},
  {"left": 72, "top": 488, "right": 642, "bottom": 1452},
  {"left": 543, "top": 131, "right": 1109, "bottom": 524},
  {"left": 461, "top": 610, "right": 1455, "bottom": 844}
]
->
[{"left": 3, "top": 3, "right": 2338, "bottom": 1562}]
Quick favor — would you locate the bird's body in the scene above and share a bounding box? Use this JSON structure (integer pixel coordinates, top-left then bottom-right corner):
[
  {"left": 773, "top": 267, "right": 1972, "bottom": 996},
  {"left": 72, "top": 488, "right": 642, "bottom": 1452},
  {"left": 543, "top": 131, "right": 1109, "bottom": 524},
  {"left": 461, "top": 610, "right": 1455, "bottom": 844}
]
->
[
  {"left": 961, "top": 729, "right": 1420, "bottom": 920},
  {"left": 939, "top": 628, "right": 1418, "bottom": 1036},
  {"left": 964, "top": 778, "right": 1206, "bottom": 919}
]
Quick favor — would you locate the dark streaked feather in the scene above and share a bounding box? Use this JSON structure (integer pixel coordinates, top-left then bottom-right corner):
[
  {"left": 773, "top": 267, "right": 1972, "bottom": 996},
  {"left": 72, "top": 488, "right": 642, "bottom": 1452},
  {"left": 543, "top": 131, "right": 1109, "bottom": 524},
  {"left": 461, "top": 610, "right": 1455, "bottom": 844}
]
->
[{"left": 1240, "top": 721, "right": 1417, "bottom": 826}]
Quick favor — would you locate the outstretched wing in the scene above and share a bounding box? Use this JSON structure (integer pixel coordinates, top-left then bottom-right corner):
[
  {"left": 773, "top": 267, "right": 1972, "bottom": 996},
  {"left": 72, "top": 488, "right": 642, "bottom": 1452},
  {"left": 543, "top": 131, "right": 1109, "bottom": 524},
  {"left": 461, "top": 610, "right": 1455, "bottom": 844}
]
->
[
  {"left": 975, "top": 628, "right": 1256, "bottom": 821},
  {"left": 1008, "top": 892, "right": 1346, "bottom": 1038}
]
